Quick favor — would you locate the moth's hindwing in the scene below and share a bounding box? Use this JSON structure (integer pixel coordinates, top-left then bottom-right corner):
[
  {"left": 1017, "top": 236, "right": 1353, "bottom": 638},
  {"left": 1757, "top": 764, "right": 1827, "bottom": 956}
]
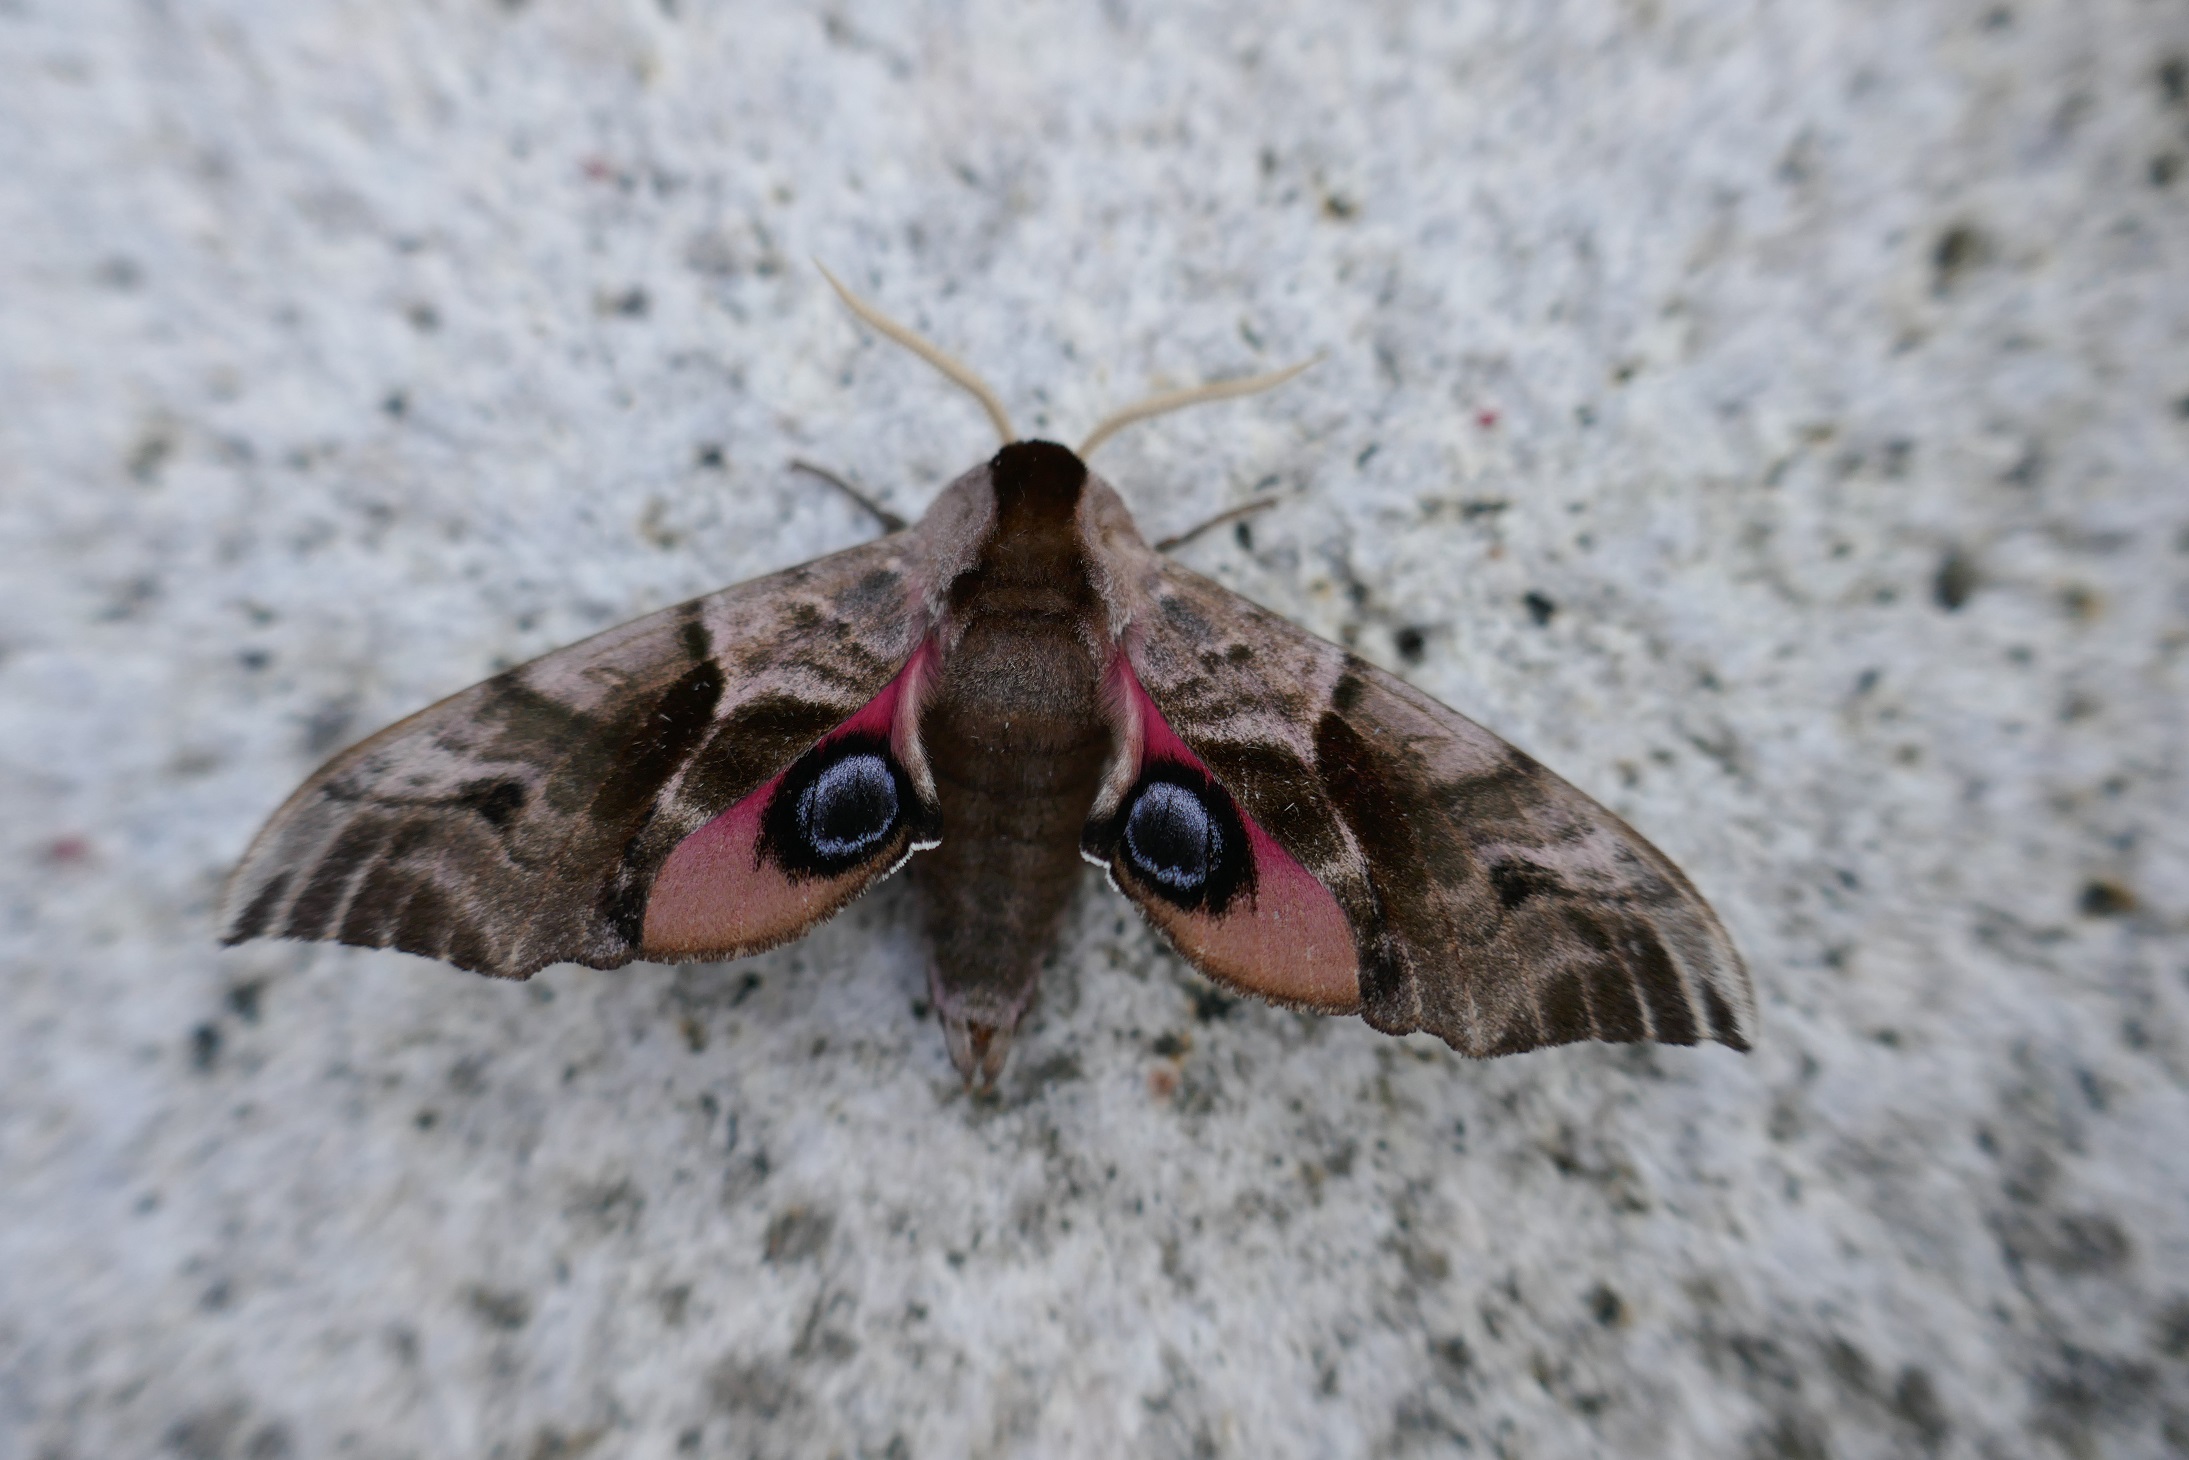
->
[
  {"left": 641, "top": 640, "right": 940, "bottom": 961},
  {"left": 220, "top": 534, "right": 935, "bottom": 978},
  {"left": 1083, "top": 659, "right": 1361, "bottom": 1013},
  {"left": 1103, "top": 548, "right": 1754, "bottom": 1057}
]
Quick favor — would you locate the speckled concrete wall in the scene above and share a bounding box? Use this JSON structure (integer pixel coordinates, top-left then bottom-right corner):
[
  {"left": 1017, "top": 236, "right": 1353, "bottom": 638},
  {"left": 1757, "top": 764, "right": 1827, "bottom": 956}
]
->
[{"left": 4, "top": 2, "right": 2186, "bottom": 1456}]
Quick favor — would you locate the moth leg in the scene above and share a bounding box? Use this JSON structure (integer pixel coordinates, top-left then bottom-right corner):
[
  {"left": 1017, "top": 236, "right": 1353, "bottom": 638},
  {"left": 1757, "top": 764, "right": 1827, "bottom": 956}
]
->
[
  {"left": 789, "top": 459, "right": 908, "bottom": 534},
  {"left": 1153, "top": 497, "right": 1279, "bottom": 552}
]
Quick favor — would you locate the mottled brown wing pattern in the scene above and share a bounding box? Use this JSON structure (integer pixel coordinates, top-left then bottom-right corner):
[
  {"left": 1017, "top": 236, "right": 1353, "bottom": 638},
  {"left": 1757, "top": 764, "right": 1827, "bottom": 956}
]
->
[
  {"left": 1087, "top": 497, "right": 1752, "bottom": 1057},
  {"left": 220, "top": 535, "right": 934, "bottom": 979},
  {"left": 1312, "top": 659, "right": 1754, "bottom": 1053}
]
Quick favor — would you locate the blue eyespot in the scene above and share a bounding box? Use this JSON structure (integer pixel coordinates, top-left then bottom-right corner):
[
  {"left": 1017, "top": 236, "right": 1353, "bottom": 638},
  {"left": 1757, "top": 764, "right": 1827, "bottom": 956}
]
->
[
  {"left": 797, "top": 753, "right": 900, "bottom": 860},
  {"left": 1124, "top": 781, "right": 1219, "bottom": 894}
]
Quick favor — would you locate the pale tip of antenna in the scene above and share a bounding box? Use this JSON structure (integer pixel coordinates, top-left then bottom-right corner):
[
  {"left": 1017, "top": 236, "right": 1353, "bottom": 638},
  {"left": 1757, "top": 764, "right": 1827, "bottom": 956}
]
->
[{"left": 812, "top": 257, "right": 854, "bottom": 305}]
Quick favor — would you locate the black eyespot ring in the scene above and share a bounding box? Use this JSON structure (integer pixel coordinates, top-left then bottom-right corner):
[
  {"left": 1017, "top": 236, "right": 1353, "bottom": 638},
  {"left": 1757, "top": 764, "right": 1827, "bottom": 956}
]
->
[
  {"left": 760, "top": 735, "right": 914, "bottom": 878},
  {"left": 1109, "top": 764, "right": 1253, "bottom": 915}
]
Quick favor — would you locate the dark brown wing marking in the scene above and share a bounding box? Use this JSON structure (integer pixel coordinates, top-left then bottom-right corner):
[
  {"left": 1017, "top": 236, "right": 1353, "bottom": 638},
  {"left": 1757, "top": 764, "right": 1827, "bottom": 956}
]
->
[{"left": 221, "top": 535, "right": 935, "bottom": 978}]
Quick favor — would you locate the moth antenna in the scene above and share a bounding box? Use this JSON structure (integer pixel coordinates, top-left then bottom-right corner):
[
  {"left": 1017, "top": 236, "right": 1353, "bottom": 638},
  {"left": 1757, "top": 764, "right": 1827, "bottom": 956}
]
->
[
  {"left": 1076, "top": 355, "right": 1321, "bottom": 460},
  {"left": 815, "top": 261, "right": 1016, "bottom": 447}
]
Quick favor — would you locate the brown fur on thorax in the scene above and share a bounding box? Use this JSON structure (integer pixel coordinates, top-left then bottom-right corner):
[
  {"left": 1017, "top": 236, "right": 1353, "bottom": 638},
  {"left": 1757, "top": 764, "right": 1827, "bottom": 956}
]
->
[{"left": 912, "top": 443, "right": 1112, "bottom": 1081}]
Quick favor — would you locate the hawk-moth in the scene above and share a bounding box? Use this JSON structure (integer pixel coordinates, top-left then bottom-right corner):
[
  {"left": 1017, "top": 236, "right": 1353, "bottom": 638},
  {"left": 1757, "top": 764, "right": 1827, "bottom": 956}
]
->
[{"left": 222, "top": 274, "right": 1752, "bottom": 1088}]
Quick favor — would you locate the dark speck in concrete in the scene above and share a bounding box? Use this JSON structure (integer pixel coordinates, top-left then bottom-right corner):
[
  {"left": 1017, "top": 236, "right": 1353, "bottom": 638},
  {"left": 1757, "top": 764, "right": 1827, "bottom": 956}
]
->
[
  {"left": 2078, "top": 880, "right": 2134, "bottom": 917},
  {"left": 166, "top": 1403, "right": 249, "bottom": 1460},
  {"left": 465, "top": 1286, "right": 532, "bottom": 1330},
  {"left": 2030, "top": 1345, "right": 2158, "bottom": 1448},
  {"left": 764, "top": 1206, "right": 833, "bottom": 1264},
  {"left": 709, "top": 1358, "right": 804, "bottom": 1420},
  {"left": 1191, "top": 987, "right": 1237, "bottom": 1023},
  {"left": 2152, "top": 1297, "right": 2189, "bottom": 1359},
  {"left": 1749, "top": 1411, "right": 1831, "bottom": 1460},
  {"left": 1932, "top": 224, "right": 1992, "bottom": 294},
  {"left": 128, "top": 428, "right": 175, "bottom": 484},
  {"left": 1933, "top": 549, "right": 1978, "bottom": 610},
  {"left": 300, "top": 700, "right": 355, "bottom": 756}
]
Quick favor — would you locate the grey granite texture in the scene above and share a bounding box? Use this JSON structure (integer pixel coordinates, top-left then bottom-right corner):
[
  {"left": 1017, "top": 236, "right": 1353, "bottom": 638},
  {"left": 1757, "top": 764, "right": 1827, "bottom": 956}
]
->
[{"left": 3, "top": 1, "right": 2187, "bottom": 1456}]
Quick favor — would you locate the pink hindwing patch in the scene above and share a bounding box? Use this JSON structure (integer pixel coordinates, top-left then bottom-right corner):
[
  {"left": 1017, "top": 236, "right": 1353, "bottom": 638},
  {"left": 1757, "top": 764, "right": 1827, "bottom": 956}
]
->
[
  {"left": 643, "top": 643, "right": 936, "bottom": 959},
  {"left": 1094, "top": 658, "right": 1361, "bottom": 1012}
]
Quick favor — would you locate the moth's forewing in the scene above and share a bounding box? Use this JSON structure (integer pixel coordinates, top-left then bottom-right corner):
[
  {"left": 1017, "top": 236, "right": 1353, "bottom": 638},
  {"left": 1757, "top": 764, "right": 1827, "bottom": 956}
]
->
[
  {"left": 222, "top": 533, "right": 938, "bottom": 978},
  {"left": 1081, "top": 478, "right": 1753, "bottom": 1058}
]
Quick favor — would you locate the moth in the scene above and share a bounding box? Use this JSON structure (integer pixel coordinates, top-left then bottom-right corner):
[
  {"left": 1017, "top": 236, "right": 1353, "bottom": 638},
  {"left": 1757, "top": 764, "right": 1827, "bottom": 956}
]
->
[{"left": 223, "top": 270, "right": 1752, "bottom": 1088}]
